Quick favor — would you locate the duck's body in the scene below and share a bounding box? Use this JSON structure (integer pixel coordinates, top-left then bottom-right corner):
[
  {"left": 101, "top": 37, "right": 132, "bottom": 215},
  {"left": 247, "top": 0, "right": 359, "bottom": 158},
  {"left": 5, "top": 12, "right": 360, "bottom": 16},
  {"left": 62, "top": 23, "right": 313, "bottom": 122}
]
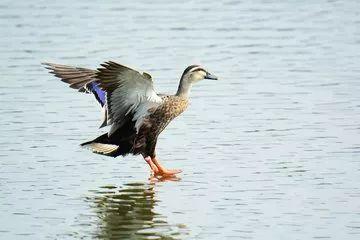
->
[
  {"left": 44, "top": 61, "right": 217, "bottom": 176},
  {"left": 85, "top": 94, "right": 188, "bottom": 159}
]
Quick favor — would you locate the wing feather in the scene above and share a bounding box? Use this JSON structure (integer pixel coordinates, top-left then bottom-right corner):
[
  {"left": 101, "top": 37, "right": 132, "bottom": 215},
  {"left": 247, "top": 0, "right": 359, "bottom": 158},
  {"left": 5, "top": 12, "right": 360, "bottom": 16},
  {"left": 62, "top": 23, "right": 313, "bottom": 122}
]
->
[
  {"left": 96, "top": 61, "right": 162, "bottom": 135},
  {"left": 43, "top": 62, "right": 108, "bottom": 126},
  {"left": 43, "top": 62, "right": 97, "bottom": 91}
]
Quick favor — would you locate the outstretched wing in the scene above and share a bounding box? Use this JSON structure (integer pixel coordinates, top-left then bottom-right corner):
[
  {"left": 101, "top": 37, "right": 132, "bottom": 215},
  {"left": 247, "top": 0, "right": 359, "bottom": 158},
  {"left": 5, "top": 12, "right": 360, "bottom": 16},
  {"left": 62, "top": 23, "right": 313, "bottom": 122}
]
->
[
  {"left": 43, "top": 62, "right": 96, "bottom": 91},
  {"left": 96, "top": 61, "right": 163, "bottom": 136},
  {"left": 43, "top": 62, "right": 106, "bottom": 107}
]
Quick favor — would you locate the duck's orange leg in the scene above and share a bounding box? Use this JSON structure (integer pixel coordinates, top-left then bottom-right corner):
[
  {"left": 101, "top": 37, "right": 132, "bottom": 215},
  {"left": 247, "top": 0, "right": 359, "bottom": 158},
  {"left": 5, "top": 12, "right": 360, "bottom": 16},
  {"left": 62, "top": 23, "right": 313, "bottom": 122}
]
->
[
  {"left": 151, "top": 157, "right": 182, "bottom": 176},
  {"left": 144, "top": 156, "right": 159, "bottom": 173}
]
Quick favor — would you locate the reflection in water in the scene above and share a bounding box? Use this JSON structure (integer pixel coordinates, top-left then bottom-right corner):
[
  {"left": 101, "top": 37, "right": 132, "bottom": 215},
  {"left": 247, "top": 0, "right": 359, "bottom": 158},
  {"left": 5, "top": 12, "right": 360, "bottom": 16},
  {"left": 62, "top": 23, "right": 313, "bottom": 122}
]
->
[{"left": 86, "top": 181, "right": 186, "bottom": 240}]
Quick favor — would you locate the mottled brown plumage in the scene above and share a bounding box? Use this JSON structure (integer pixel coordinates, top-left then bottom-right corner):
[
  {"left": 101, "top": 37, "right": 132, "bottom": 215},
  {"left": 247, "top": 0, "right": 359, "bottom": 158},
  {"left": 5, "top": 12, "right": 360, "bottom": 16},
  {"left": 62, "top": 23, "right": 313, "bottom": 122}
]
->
[
  {"left": 134, "top": 95, "right": 189, "bottom": 158},
  {"left": 43, "top": 60, "right": 217, "bottom": 175}
]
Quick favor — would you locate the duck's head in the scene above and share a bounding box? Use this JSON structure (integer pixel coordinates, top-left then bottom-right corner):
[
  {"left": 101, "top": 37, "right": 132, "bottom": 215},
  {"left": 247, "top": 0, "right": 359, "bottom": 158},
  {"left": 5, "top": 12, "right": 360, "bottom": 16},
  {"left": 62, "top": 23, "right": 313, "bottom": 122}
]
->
[
  {"left": 181, "top": 65, "right": 218, "bottom": 83},
  {"left": 176, "top": 65, "right": 218, "bottom": 97}
]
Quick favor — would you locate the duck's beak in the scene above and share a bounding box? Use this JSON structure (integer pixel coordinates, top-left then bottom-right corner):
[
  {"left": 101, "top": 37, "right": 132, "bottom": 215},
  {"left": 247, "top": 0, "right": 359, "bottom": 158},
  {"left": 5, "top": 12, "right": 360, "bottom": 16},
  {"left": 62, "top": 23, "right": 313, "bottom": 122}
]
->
[{"left": 205, "top": 72, "right": 218, "bottom": 80}]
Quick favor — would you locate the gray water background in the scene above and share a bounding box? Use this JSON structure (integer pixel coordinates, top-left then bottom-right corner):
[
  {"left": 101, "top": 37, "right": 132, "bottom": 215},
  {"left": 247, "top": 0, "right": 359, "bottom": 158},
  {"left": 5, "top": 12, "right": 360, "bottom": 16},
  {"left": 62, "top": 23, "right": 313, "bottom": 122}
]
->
[{"left": 0, "top": 0, "right": 360, "bottom": 239}]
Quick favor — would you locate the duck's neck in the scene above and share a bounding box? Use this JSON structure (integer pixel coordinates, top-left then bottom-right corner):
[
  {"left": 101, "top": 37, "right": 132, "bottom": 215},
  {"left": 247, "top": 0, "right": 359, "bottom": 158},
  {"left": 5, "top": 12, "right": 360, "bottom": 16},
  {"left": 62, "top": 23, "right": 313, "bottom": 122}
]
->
[{"left": 176, "top": 79, "right": 191, "bottom": 98}]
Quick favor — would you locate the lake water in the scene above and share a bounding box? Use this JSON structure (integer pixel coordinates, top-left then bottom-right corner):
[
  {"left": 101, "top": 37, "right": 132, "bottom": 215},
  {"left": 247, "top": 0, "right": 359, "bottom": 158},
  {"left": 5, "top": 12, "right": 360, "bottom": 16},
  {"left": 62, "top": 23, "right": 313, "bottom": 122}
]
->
[{"left": 1, "top": 0, "right": 360, "bottom": 239}]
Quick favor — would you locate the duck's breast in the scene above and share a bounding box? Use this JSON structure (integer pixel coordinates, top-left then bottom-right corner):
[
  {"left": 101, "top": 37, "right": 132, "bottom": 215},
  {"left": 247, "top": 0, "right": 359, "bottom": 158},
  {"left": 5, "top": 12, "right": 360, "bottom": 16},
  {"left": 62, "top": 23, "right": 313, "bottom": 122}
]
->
[{"left": 150, "top": 95, "right": 189, "bottom": 134}]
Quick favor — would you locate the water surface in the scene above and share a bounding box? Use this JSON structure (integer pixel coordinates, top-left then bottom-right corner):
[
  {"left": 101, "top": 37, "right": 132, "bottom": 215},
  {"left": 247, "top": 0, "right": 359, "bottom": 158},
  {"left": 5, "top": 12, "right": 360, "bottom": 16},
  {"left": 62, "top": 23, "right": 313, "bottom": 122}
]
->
[{"left": 1, "top": 0, "right": 360, "bottom": 239}]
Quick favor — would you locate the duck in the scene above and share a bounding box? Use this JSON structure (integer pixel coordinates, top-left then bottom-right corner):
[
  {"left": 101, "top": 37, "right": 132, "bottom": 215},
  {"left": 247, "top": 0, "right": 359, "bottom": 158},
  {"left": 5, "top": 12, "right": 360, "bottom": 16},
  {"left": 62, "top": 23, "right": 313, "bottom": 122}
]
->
[{"left": 43, "top": 61, "right": 218, "bottom": 176}]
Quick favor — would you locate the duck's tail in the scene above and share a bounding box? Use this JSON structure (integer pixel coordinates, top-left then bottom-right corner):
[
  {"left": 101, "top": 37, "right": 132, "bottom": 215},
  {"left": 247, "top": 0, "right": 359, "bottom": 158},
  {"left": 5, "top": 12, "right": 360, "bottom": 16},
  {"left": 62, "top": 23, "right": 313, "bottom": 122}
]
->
[
  {"left": 81, "top": 133, "right": 135, "bottom": 157},
  {"left": 81, "top": 133, "right": 120, "bottom": 157}
]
